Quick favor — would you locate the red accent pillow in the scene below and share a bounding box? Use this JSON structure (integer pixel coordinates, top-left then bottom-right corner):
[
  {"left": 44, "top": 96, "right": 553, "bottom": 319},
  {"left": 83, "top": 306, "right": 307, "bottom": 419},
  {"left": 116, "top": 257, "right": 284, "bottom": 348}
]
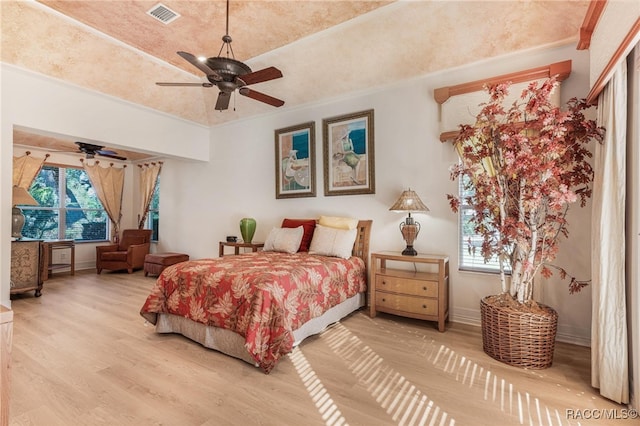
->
[{"left": 281, "top": 219, "right": 316, "bottom": 252}]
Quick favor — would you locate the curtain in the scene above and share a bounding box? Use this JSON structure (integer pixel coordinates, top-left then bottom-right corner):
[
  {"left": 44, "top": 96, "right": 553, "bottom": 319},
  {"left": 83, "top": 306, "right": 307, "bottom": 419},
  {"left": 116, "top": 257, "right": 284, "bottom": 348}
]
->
[
  {"left": 591, "top": 60, "right": 629, "bottom": 404},
  {"left": 137, "top": 162, "right": 162, "bottom": 229},
  {"left": 13, "top": 152, "right": 48, "bottom": 188},
  {"left": 83, "top": 161, "right": 125, "bottom": 242}
]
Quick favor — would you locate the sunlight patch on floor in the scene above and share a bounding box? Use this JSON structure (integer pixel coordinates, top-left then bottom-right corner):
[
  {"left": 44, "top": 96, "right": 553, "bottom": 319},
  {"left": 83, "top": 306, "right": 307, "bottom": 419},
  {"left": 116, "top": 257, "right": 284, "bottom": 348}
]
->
[
  {"left": 289, "top": 347, "right": 349, "bottom": 426},
  {"left": 323, "top": 323, "right": 455, "bottom": 426},
  {"left": 429, "top": 343, "right": 571, "bottom": 426},
  {"left": 364, "top": 315, "right": 579, "bottom": 426}
]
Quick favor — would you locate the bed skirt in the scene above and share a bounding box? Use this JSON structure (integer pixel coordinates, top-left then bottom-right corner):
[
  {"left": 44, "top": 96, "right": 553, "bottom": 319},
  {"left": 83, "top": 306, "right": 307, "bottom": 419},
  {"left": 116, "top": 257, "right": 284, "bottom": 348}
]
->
[{"left": 153, "top": 292, "right": 366, "bottom": 367}]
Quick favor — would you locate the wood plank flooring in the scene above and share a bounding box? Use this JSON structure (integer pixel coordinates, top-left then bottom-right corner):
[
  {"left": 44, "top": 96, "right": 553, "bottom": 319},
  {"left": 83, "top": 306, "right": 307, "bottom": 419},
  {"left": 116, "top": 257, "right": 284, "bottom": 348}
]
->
[{"left": 7, "top": 270, "right": 634, "bottom": 426}]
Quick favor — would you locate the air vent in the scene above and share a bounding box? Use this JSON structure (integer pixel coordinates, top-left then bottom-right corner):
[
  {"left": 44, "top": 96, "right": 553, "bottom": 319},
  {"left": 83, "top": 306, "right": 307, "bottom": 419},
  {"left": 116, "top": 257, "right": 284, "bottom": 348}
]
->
[{"left": 147, "top": 3, "right": 180, "bottom": 24}]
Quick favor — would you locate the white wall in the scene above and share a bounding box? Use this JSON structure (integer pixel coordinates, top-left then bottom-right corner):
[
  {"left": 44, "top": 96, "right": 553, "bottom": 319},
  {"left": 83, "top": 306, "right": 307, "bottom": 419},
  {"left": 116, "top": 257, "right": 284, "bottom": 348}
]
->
[
  {"left": 158, "top": 43, "right": 595, "bottom": 345},
  {"left": 1, "top": 64, "right": 210, "bottom": 307}
]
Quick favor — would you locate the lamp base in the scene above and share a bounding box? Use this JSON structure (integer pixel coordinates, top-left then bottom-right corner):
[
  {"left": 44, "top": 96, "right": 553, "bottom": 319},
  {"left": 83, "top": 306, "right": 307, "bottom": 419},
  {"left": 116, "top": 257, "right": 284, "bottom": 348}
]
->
[
  {"left": 402, "top": 245, "right": 417, "bottom": 256},
  {"left": 12, "top": 206, "right": 25, "bottom": 239}
]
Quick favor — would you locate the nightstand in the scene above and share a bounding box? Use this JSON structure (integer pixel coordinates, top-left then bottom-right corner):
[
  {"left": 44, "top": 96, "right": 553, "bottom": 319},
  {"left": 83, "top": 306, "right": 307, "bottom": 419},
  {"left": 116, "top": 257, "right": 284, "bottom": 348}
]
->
[
  {"left": 218, "top": 241, "right": 264, "bottom": 257},
  {"left": 369, "top": 251, "right": 449, "bottom": 332}
]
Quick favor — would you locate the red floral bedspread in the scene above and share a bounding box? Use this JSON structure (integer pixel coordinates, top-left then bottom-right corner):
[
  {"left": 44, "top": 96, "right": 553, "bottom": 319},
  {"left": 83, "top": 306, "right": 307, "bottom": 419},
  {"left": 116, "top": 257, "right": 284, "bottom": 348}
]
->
[{"left": 140, "top": 252, "right": 366, "bottom": 373}]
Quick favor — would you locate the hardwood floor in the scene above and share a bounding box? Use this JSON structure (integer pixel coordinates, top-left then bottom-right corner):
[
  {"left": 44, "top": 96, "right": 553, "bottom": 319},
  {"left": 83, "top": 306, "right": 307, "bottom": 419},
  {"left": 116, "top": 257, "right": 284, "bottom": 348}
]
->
[{"left": 7, "top": 270, "right": 634, "bottom": 426}]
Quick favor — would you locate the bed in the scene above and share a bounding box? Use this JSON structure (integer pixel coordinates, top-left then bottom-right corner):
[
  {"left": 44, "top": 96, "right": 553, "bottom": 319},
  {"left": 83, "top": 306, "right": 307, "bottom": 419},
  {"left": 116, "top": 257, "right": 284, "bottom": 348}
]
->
[{"left": 140, "top": 219, "right": 372, "bottom": 373}]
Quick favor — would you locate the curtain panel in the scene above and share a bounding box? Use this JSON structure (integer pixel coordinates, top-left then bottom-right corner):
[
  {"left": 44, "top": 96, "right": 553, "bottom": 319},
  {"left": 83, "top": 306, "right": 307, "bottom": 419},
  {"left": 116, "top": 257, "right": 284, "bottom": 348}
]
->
[
  {"left": 591, "top": 60, "right": 629, "bottom": 404},
  {"left": 83, "top": 161, "right": 125, "bottom": 242},
  {"left": 13, "top": 152, "right": 48, "bottom": 189},
  {"left": 137, "top": 162, "right": 162, "bottom": 229}
]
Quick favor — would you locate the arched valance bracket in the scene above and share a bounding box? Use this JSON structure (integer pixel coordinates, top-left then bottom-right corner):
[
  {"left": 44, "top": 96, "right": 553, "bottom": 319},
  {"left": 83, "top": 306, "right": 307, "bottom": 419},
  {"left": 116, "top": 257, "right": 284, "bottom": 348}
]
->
[{"left": 433, "top": 60, "right": 572, "bottom": 105}]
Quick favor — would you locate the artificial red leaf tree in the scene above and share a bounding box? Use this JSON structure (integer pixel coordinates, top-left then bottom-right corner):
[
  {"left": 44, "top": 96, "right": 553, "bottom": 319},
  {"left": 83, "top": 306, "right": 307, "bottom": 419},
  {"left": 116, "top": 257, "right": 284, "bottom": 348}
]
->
[{"left": 448, "top": 77, "right": 604, "bottom": 306}]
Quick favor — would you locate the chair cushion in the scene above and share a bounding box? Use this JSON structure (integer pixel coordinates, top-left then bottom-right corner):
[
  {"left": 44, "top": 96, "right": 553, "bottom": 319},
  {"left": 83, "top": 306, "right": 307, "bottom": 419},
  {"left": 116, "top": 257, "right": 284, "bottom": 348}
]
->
[
  {"left": 101, "top": 251, "right": 128, "bottom": 262},
  {"left": 144, "top": 253, "right": 189, "bottom": 266},
  {"left": 119, "top": 235, "right": 146, "bottom": 251}
]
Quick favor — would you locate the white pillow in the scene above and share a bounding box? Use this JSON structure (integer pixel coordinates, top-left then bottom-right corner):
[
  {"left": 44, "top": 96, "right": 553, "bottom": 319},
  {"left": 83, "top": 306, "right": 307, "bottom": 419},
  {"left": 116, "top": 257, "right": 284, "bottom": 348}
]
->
[
  {"left": 318, "top": 215, "right": 359, "bottom": 230},
  {"left": 309, "top": 224, "right": 357, "bottom": 259},
  {"left": 263, "top": 226, "right": 304, "bottom": 254}
]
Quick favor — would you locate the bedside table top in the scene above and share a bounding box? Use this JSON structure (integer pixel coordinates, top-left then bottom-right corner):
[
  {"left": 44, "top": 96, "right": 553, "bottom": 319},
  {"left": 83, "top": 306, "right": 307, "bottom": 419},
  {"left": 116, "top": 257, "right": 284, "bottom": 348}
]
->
[
  {"left": 372, "top": 251, "right": 449, "bottom": 262},
  {"left": 219, "top": 241, "right": 264, "bottom": 248}
]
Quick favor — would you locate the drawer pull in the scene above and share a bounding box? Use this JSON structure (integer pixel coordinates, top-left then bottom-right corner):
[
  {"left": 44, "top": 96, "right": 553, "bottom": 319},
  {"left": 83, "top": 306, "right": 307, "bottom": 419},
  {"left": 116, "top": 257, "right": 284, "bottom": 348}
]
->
[
  {"left": 423, "top": 286, "right": 427, "bottom": 291},
  {"left": 422, "top": 305, "right": 427, "bottom": 309},
  {"left": 382, "top": 298, "right": 386, "bottom": 302}
]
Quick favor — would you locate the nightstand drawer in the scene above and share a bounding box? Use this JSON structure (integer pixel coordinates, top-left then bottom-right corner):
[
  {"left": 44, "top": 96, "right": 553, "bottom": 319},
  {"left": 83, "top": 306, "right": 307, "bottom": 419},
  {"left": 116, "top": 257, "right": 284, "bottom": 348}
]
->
[
  {"left": 375, "top": 292, "right": 437, "bottom": 316},
  {"left": 375, "top": 275, "right": 438, "bottom": 298}
]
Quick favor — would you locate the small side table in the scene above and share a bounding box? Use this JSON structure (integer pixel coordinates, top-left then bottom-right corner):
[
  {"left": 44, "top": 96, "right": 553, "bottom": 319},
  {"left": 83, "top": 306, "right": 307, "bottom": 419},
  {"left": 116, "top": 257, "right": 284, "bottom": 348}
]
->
[
  {"left": 370, "top": 251, "right": 449, "bottom": 332},
  {"left": 44, "top": 239, "right": 75, "bottom": 276},
  {"left": 219, "top": 241, "right": 264, "bottom": 257}
]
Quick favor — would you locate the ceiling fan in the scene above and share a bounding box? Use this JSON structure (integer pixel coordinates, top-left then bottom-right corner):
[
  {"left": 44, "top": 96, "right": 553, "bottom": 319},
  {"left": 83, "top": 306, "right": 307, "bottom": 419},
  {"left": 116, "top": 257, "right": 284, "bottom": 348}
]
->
[
  {"left": 156, "top": 0, "right": 285, "bottom": 111},
  {"left": 75, "top": 142, "right": 127, "bottom": 161}
]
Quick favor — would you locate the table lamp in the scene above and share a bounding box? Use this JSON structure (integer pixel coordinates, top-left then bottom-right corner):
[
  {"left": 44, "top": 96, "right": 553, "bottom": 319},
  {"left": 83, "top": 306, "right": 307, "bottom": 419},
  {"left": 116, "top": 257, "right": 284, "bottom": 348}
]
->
[
  {"left": 12, "top": 185, "right": 38, "bottom": 239},
  {"left": 389, "top": 188, "right": 429, "bottom": 256}
]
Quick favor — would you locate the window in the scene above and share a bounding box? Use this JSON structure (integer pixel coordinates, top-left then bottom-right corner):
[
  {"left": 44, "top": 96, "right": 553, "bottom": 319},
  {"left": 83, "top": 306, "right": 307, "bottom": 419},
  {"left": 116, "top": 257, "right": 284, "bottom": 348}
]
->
[
  {"left": 458, "top": 174, "right": 507, "bottom": 273},
  {"left": 146, "top": 177, "right": 160, "bottom": 241},
  {"left": 20, "top": 165, "right": 109, "bottom": 242}
]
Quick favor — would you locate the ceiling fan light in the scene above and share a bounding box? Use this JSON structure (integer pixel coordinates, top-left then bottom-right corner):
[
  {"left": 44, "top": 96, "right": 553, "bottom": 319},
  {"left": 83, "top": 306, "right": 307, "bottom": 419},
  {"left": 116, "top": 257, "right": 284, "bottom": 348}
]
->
[{"left": 197, "top": 56, "right": 206, "bottom": 62}]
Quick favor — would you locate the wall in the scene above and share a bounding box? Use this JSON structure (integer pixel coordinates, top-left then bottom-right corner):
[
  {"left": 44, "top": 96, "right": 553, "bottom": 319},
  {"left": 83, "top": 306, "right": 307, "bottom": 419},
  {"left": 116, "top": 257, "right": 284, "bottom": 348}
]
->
[
  {"left": 1, "top": 64, "right": 210, "bottom": 307},
  {"left": 158, "top": 43, "right": 595, "bottom": 345}
]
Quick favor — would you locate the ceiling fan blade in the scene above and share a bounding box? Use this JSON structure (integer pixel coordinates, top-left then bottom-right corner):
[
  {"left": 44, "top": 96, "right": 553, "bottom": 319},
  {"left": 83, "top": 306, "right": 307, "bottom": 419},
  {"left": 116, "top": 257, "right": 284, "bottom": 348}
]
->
[
  {"left": 96, "top": 149, "right": 127, "bottom": 161},
  {"left": 215, "top": 92, "right": 232, "bottom": 111},
  {"left": 238, "top": 88, "right": 284, "bottom": 107},
  {"left": 238, "top": 67, "right": 283, "bottom": 86},
  {"left": 177, "top": 51, "right": 222, "bottom": 81},
  {"left": 156, "top": 82, "right": 214, "bottom": 87},
  {"left": 97, "top": 152, "right": 127, "bottom": 161},
  {"left": 76, "top": 141, "right": 102, "bottom": 152}
]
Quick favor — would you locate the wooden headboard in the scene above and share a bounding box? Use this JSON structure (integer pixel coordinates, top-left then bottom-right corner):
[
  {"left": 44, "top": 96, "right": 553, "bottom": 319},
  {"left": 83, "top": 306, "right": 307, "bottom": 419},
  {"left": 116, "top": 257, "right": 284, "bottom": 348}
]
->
[{"left": 352, "top": 220, "right": 372, "bottom": 270}]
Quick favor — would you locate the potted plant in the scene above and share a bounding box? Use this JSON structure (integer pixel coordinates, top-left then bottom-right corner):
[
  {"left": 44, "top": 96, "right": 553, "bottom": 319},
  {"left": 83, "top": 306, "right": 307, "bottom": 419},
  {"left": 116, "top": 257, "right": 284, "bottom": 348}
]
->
[{"left": 447, "top": 77, "right": 604, "bottom": 368}]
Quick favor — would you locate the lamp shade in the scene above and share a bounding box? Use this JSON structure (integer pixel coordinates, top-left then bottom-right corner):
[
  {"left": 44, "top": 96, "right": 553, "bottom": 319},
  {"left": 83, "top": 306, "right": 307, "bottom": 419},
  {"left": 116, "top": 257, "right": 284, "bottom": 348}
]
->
[
  {"left": 389, "top": 189, "right": 429, "bottom": 213},
  {"left": 12, "top": 185, "right": 38, "bottom": 206}
]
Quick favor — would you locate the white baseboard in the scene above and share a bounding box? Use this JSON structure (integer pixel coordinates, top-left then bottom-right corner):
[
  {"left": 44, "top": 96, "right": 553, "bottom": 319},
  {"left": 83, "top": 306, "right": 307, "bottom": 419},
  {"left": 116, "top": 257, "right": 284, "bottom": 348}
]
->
[
  {"left": 450, "top": 307, "right": 591, "bottom": 348},
  {"left": 450, "top": 307, "right": 481, "bottom": 327},
  {"left": 556, "top": 325, "right": 591, "bottom": 347}
]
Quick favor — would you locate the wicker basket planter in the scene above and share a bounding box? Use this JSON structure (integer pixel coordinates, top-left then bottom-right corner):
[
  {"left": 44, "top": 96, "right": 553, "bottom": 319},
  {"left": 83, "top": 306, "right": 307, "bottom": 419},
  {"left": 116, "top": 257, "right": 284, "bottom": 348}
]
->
[{"left": 480, "top": 295, "right": 558, "bottom": 369}]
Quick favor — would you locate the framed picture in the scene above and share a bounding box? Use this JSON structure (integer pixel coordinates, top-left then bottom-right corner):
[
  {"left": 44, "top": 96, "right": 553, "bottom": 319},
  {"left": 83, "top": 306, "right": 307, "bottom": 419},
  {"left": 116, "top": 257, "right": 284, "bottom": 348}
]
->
[
  {"left": 322, "top": 109, "right": 375, "bottom": 196},
  {"left": 275, "top": 121, "right": 316, "bottom": 199}
]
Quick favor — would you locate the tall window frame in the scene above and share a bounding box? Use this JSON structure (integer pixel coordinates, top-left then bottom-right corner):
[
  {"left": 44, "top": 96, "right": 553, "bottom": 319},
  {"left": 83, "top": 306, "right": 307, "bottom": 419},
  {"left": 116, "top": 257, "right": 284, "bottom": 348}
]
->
[
  {"left": 458, "top": 174, "right": 508, "bottom": 274},
  {"left": 145, "top": 177, "right": 160, "bottom": 242},
  {"left": 20, "top": 164, "right": 110, "bottom": 242}
]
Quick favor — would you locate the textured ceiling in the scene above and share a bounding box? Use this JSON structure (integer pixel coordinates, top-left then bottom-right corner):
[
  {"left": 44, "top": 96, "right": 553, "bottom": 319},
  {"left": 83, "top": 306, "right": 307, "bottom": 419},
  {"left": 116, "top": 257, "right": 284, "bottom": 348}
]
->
[{"left": 2, "top": 0, "right": 590, "bottom": 157}]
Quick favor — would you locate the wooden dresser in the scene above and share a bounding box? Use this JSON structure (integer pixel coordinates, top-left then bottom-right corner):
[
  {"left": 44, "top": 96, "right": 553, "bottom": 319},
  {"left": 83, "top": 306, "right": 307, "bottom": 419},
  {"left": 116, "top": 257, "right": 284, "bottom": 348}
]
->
[
  {"left": 10, "top": 240, "right": 46, "bottom": 297},
  {"left": 369, "top": 251, "right": 449, "bottom": 332}
]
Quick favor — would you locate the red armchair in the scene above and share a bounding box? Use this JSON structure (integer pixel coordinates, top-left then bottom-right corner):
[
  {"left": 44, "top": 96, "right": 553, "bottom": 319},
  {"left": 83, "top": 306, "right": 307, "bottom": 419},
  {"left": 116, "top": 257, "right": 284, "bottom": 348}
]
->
[{"left": 96, "top": 229, "right": 152, "bottom": 274}]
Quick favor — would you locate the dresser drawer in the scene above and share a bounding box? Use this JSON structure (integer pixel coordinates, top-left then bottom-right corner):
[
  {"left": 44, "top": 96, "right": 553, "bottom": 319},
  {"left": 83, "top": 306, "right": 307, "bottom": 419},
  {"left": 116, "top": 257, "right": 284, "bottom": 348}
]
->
[
  {"left": 375, "top": 292, "right": 437, "bottom": 316},
  {"left": 375, "top": 275, "right": 438, "bottom": 298}
]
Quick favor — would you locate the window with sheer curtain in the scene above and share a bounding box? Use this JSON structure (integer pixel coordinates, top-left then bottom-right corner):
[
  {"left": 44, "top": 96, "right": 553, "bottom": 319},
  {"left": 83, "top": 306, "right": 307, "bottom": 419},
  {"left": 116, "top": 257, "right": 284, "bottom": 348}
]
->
[
  {"left": 20, "top": 165, "right": 109, "bottom": 241},
  {"left": 145, "top": 178, "right": 160, "bottom": 242}
]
